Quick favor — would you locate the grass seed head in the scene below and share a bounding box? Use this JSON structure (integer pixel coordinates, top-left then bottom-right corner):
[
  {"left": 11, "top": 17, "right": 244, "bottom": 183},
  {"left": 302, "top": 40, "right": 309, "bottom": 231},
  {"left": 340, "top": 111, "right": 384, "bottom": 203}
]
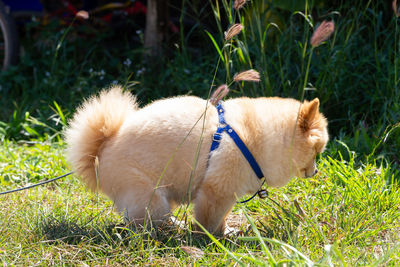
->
[
  {"left": 393, "top": 0, "right": 400, "bottom": 17},
  {"left": 76, "top": 10, "right": 89, "bottom": 20},
  {"left": 225, "top": 24, "right": 243, "bottom": 41},
  {"left": 210, "top": 84, "right": 229, "bottom": 105},
  {"left": 233, "top": 69, "right": 260, "bottom": 82},
  {"left": 310, "top": 20, "right": 335, "bottom": 47},
  {"left": 234, "top": 0, "right": 247, "bottom": 10}
]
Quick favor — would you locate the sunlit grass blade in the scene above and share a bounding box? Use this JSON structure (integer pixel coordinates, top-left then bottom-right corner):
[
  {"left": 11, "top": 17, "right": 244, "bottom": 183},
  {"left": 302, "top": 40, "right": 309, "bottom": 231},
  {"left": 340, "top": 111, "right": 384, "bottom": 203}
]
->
[
  {"left": 51, "top": 101, "right": 67, "bottom": 126},
  {"left": 205, "top": 30, "right": 225, "bottom": 63},
  {"left": 239, "top": 236, "right": 313, "bottom": 266},
  {"left": 241, "top": 209, "right": 277, "bottom": 265},
  {"left": 193, "top": 219, "right": 244, "bottom": 265}
]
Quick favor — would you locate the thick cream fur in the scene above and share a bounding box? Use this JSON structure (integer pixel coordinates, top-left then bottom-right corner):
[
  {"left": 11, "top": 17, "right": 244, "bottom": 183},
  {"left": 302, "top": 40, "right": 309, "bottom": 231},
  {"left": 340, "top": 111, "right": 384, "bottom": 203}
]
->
[{"left": 65, "top": 86, "right": 328, "bottom": 234}]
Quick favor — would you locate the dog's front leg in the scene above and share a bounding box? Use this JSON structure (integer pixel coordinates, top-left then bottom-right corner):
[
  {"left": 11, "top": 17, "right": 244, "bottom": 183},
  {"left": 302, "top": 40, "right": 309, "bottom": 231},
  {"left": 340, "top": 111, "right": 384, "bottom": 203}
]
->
[{"left": 193, "top": 181, "right": 236, "bottom": 235}]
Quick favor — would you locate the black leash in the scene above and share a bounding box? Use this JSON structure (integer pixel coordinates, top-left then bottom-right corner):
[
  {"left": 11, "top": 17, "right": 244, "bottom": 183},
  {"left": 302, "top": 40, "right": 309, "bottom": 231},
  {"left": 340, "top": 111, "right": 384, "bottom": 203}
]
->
[
  {"left": 238, "top": 180, "right": 268, "bottom": 204},
  {"left": 0, "top": 171, "right": 74, "bottom": 195}
]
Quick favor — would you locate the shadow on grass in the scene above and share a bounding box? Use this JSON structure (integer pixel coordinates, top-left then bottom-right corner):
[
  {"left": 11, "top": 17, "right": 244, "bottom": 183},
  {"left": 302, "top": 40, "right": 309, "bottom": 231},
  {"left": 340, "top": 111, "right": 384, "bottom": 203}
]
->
[
  {"left": 36, "top": 215, "right": 218, "bottom": 249},
  {"left": 34, "top": 201, "right": 304, "bottom": 256}
]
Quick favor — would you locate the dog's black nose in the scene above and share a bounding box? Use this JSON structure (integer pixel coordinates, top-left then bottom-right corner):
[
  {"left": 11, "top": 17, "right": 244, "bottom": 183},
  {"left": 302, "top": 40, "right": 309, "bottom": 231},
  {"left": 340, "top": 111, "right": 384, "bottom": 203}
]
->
[{"left": 314, "top": 169, "right": 318, "bottom": 175}]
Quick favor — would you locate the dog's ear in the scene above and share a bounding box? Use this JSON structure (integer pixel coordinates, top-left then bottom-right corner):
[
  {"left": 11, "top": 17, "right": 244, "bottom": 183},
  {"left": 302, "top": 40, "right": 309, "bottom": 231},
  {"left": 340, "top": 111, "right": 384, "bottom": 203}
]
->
[{"left": 298, "top": 98, "right": 320, "bottom": 132}]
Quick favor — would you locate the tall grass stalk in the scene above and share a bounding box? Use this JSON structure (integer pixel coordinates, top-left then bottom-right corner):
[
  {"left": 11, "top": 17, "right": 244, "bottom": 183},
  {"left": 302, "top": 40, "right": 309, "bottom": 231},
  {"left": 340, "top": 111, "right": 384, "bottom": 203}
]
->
[
  {"left": 253, "top": 0, "right": 272, "bottom": 94},
  {"left": 51, "top": 18, "right": 78, "bottom": 73},
  {"left": 394, "top": 1, "right": 400, "bottom": 105},
  {"left": 144, "top": 109, "right": 208, "bottom": 227},
  {"left": 168, "top": 39, "right": 225, "bottom": 234}
]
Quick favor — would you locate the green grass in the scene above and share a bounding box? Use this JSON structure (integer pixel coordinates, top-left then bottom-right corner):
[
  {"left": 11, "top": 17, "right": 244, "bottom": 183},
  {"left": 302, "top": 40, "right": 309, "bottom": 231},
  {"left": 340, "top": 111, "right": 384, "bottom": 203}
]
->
[{"left": 0, "top": 140, "right": 399, "bottom": 265}]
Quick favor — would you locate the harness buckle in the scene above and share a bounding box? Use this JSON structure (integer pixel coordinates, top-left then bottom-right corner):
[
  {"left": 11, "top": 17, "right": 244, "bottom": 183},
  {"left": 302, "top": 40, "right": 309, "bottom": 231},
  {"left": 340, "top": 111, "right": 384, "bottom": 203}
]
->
[
  {"left": 212, "top": 132, "right": 222, "bottom": 142},
  {"left": 217, "top": 122, "right": 227, "bottom": 128}
]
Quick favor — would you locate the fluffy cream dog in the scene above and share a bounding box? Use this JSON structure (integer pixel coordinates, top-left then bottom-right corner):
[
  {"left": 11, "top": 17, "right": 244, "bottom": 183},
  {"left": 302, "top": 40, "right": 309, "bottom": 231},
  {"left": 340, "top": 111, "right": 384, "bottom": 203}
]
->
[{"left": 65, "top": 86, "right": 328, "bottom": 234}]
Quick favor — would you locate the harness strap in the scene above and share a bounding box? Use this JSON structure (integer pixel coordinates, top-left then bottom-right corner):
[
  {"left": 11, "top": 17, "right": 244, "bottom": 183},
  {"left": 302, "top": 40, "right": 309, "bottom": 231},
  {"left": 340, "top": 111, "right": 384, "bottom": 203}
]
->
[
  {"left": 210, "top": 101, "right": 265, "bottom": 179},
  {"left": 209, "top": 101, "right": 268, "bottom": 203}
]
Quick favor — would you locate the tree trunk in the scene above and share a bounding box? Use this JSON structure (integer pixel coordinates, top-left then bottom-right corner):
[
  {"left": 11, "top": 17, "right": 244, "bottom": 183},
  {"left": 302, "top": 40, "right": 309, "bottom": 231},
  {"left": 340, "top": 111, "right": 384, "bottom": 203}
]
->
[{"left": 144, "top": 0, "right": 169, "bottom": 57}]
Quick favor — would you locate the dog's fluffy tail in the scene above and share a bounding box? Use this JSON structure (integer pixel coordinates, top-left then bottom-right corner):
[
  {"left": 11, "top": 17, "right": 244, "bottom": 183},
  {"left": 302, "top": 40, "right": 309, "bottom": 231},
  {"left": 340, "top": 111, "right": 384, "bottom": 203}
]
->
[{"left": 65, "top": 86, "right": 137, "bottom": 190}]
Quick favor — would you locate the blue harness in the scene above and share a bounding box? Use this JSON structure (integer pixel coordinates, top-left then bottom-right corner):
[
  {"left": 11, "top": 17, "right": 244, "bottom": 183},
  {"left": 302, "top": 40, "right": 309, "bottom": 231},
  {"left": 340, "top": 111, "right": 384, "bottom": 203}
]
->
[{"left": 210, "top": 101, "right": 268, "bottom": 203}]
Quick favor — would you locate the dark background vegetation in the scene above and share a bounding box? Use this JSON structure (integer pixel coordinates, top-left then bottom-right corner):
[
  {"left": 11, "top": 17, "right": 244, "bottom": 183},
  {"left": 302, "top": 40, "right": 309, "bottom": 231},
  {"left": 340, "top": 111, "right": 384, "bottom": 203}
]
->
[{"left": 0, "top": 0, "right": 399, "bottom": 162}]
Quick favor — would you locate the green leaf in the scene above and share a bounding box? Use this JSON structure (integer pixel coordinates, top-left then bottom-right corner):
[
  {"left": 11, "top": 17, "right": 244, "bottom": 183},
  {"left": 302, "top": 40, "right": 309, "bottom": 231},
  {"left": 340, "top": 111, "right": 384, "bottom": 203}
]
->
[{"left": 205, "top": 30, "right": 225, "bottom": 63}]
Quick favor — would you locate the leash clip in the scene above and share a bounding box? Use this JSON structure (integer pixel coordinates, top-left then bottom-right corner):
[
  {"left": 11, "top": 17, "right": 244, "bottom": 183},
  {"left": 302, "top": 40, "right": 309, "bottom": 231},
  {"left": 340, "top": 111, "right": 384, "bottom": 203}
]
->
[{"left": 258, "top": 189, "right": 268, "bottom": 199}]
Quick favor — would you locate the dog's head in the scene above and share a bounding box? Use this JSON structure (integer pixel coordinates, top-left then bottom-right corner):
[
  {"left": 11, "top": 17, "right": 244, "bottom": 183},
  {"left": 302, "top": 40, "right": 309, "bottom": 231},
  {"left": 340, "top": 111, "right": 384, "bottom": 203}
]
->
[{"left": 292, "top": 98, "right": 329, "bottom": 179}]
